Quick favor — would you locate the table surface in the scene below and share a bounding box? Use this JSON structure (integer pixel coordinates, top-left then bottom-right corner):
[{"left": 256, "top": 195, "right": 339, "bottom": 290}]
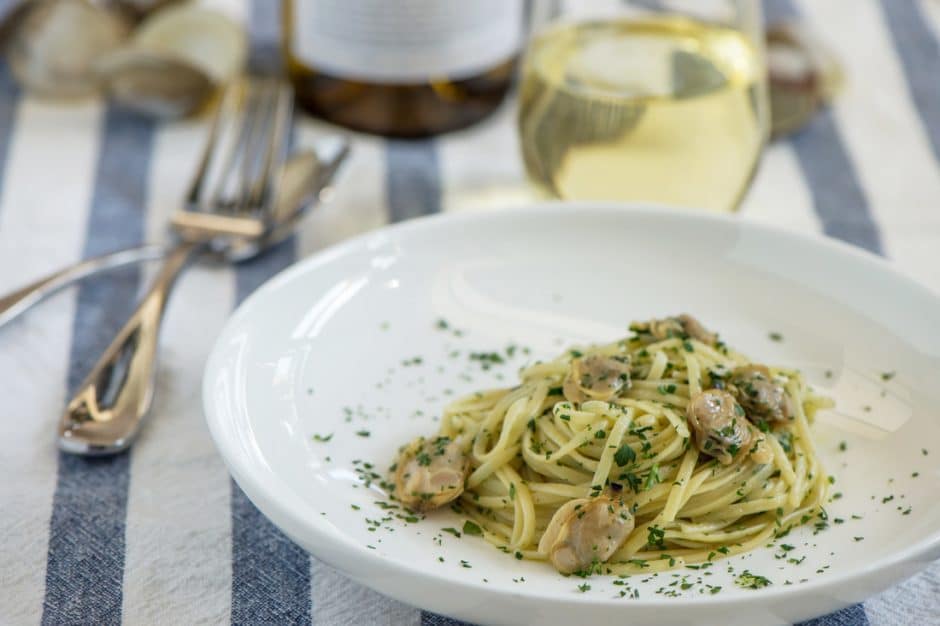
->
[{"left": 1, "top": 0, "right": 938, "bottom": 624}]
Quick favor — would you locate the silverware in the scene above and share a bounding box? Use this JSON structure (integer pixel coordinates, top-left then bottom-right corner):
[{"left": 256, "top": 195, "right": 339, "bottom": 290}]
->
[
  {"left": 0, "top": 245, "right": 164, "bottom": 328},
  {"left": 58, "top": 77, "right": 298, "bottom": 456},
  {"left": 0, "top": 143, "right": 348, "bottom": 329}
]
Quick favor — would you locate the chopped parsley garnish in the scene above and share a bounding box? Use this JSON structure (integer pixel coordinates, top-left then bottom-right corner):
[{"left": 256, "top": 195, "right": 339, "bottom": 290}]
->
[
  {"left": 355, "top": 430, "right": 371, "bottom": 438},
  {"left": 644, "top": 463, "right": 661, "bottom": 491},
  {"left": 462, "top": 521, "right": 483, "bottom": 536},
  {"left": 881, "top": 371, "right": 896, "bottom": 381},
  {"left": 657, "top": 383, "right": 677, "bottom": 395},
  {"left": 415, "top": 452, "right": 432, "bottom": 466},
  {"left": 768, "top": 332, "right": 783, "bottom": 342},
  {"left": 577, "top": 583, "right": 591, "bottom": 593},
  {"left": 682, "top": 340, "right": 694, "bottom": 352},
  {"left": 619, "top": 472, "right": 642, "bottom": 493},
  {"left": 614, "top": 444, "right": 636, "bottom": 466},
  {"left": 736, "top": 570, "right": 772, "bottom": 589},
  {"left": 469, "top": 352, "right": 505, "bottom": 366},
  {"left": 838, "top": 441, "right": 847, "bottom": 452},
  {"left": 647, "top": 525, "right": 666, "bottom": 549},
  {"left": 312, "top": 433, "right": 333, "bottom": 443},
  {"left": 441, "top": 527, "right": 461, "bottom": 538}
]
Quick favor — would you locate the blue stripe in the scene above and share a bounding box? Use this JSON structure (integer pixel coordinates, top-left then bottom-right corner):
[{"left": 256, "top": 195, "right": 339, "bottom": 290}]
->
[
  {"left": 422, "top": 613, "right": 473, "bottom": 626},
  {"left": 0, "top": 63, "right": 19, "bottom": 219},
  {"left": 798, "top": 603, "right": 869, "bottom": 626},
  {"left": 229, "top": 240, "right": 312, "bottom": 626},
  {"left": 387, "top": 139, "right": 451, "bottom": 623},
  {"left": 41, "top": 108, "right": 156, "bottom": 624},
  {"left": 766, "top": 2, "right": 876, "bottom": 623},
  {"left": 788, "top": 108, "right": 882, "bottom": 254},
  {"left": 248, "top": 0, "right": 283, "bottom": 75},
  {"left": 763, "top": 0, "right": 798, "bottom": 24},
  {"left": 228, "top": 2, "right": 311, "bottom": 624},
  {"left": 386, "top": 140, "right": 442, "bottom": 222},
  {"left": 383, "top": 124, "right": 449, "bottom": 626},
  {"left": 877, "top": 0, "right": 940, "bottom": 164},
  {"left": 764, "top": 0, "right": 882, "bottom": 254}
]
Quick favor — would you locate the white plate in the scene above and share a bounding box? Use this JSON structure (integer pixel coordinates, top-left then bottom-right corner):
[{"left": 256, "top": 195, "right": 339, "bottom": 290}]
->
[{"left": 204, "top": 204, "right": 940, "bottom": 626}]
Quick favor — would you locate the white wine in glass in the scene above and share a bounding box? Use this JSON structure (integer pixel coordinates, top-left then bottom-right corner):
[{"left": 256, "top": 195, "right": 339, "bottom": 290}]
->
[{"left": 519, "top": 2, "right": 767, "bottom": 212}]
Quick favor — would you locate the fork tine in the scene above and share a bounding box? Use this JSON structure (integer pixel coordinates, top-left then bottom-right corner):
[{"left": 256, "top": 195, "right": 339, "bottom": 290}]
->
[
  {"left": 184, "top": 78, "right": 242, "bottom": 211},
  {"left": 170, "top": 77, "right": 294, "bottom": 240},
  {"left": 210, "top": 79, "right": 265, "bottom": 213},
  {"left": 234, "top": 78, "right": 278, "bottom": 215},
  {"left": 246, "top": 80, "right": 293, "bottom": 221}
]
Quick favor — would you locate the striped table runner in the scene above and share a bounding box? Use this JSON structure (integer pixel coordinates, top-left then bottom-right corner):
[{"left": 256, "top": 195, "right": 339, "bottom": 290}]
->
[{"left": 1, "top": 0, "right": 938, "bottom": 624}]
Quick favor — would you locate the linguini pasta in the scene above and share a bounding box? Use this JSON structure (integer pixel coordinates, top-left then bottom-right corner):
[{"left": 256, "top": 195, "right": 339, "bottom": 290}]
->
[{"left": 393, "top": 315, "right": 833, "bottom": 575}]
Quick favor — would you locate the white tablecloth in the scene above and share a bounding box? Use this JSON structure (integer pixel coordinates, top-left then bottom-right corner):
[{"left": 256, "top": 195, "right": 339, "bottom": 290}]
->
[{"left": 1, "top": 0, "right": 938, "bottom": 624}]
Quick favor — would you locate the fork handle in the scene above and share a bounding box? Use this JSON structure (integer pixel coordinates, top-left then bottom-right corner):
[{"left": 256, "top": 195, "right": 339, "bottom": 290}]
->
[
  {"left": 0, "top": 244, "right": 166, "bottom": 329},
  {"left": 58, "top": 240, "right": 203, "bottom": 455}
]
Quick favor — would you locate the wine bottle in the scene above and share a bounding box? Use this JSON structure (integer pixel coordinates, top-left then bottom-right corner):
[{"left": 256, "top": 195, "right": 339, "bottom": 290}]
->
[{"left": 283, "top": 0, "right": 525, "bottom": 137}]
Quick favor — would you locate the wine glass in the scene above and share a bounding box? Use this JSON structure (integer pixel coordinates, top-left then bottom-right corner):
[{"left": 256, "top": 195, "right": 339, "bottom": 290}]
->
[{"left": 518, "top": 0, "right": 768, "bottom": 213}]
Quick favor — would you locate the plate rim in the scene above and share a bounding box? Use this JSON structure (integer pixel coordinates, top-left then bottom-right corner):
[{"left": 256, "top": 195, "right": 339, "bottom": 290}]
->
[{"left": 203, "top": 201, "right": 940, "bottom": 610}]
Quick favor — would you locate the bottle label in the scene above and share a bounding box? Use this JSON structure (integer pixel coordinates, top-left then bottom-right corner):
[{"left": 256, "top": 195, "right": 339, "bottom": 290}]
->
[{"left": 290, "top": 0, "right": 524, "bottom": 83}]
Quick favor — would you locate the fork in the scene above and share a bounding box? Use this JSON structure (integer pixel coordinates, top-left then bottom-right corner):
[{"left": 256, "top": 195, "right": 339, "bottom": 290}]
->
[{"left": 58, "top": 77, "right": 293, "bottom": 456}]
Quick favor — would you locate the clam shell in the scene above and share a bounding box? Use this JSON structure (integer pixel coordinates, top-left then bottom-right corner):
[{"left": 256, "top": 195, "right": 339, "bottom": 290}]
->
[
  {"left": 132, "top": 5, "right": 246, "bottom": 83},
  {"left": 99, "top": 0, "right": 184, "bottom": 22},
  {"left": 95, "top": 5, "right": 246, "bottom": 118},
  {"left": 6, "top": 0, "right": 131, "bottom": 98},
  {"left": 96, "top": 48, "right": 213, "bottom": 118}
]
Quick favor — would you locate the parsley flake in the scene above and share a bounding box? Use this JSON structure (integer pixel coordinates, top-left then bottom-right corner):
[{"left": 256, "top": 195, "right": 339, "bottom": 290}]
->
[
  {"left": 736, "top": 570, "right": 772, "bottom": 589},
  {"left": 614, "top": 444, "right": 636, "bottom": 466}
]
